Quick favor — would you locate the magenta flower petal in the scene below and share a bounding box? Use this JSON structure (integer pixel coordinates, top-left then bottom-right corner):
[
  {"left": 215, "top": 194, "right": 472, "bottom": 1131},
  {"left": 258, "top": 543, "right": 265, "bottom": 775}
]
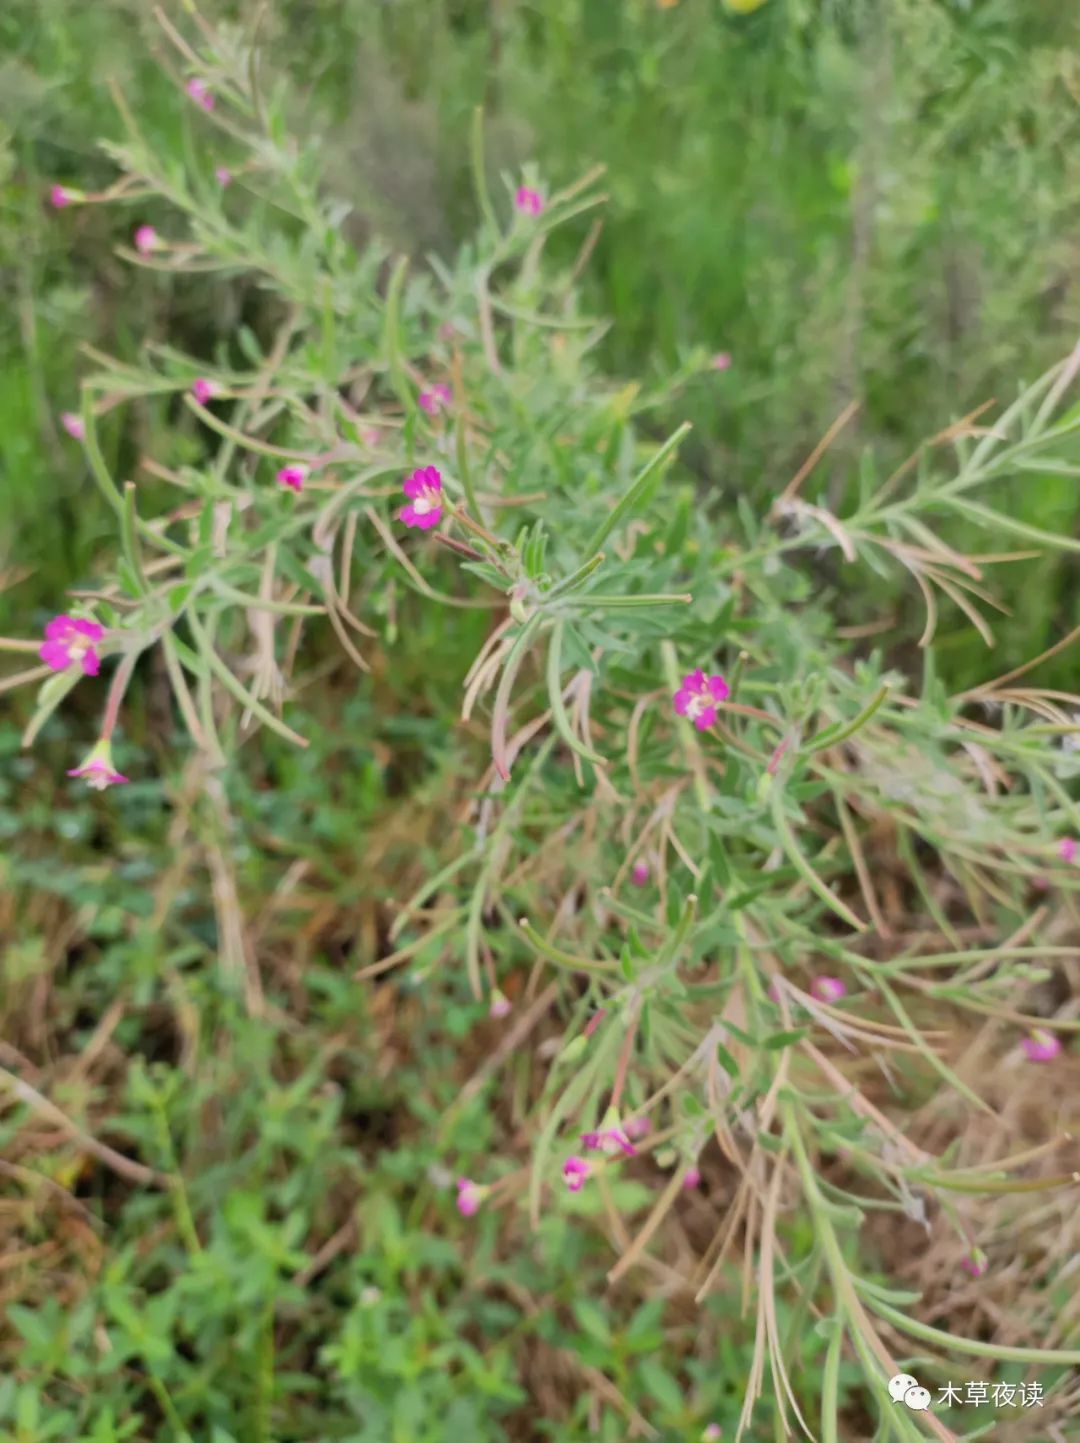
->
[
  {"left": 1058, "top": 837, "right": 1077, "bottom": 864},
  {"left": 1022, "top": 1028, "right": 1061, "bottom": 1063},
  {"left": 456, "top": 1178, "right": 482, "bottom": 1217},
  {"left": 40, "top": 615, "right": 103, "bottom": 675},
  {"left": 672, "top": 667, "right": 729, "bottom": 729},
  {"left": 684, "top": 1167, "right": 702, "bottom": 1191},
  {"left": 185, "top": 78, "right": 215, "bottom": 111},
  {"left": 67, "top": 740, "right": 128, "bottom": 790},
  {"left": 515, "top": 186, "right": 544, "bottom": 216},
  {"left": 45, "top": 614, "right": 76, "bottom": 641},
  {"left": 215, "top": 167, "right": 233, "bottom": 188},
  {"left": 276, "top": 464, "right": 308, "bottom": 492},
  {"left": 191, "top": 378, "right": 218, "bottom": 405},
  {"left": 810, "top": 976, "right": 846, "bottom": 1005},
  {"left": 399, "top": 467, "right": 444, "bottom": 529},
  {"left": 562, "top": 1155, "right": 590, "bottom": 1192},
  {"left": 631, "top": 860, "right": 649, "bottom": 886},
  {"left": 60, "top": 412, "right": 86, "bottom": 440},
  {"left": 50, "top": 185, "right": 73, "bottom": 209},
  {"left": 134, "top": 225, "right": 159, "bottom": 256},
  {"left": 39, "top": 639, "right": 72, "bottom": 671}
]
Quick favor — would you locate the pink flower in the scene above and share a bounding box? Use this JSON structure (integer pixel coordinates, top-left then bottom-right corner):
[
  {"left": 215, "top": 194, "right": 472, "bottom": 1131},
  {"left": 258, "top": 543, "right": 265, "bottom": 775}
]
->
[
  {"left": 563, "top": 1155, "right": 590, "bottom": 1192},
  {"left": 1022, "top": 1027, "right": 1061, "bottom": 1063},
  {"left": 489, "top": 988, "right": 512, "bottom": 1019},
  {"left": 191, "top": 378, "right": 218, "bottom": 405},
  {"left": 624, "top": 1116, "right": 649, "bottom": 1140},
  {"left": 684, "top": 1166, "right": 702, "bottom": 1191},
  {"left": 60, "top": 412, "right": 86, "bottom": 441},
  {"left": 456, "top": 1177, "right": 484, "bottom": 1217},
  {"left": 673, "top": 669, "right": 730, "bottom": 731},
  {"left": 133, "top": 225, "right": 159, "bottom": 256},
  {"left": 215, "top": 167, "right": 233, "bottom": 188},
  {"left": 1059, "top": 837, "right": 1077, "bottom": 864},
  {"left": 276, "top": 464, "right": 309, "bottom": 492},
  {"left": 67, "top": 739, "right": 129, "bottom": 791},
  {"left": 50, "top": 185, "right": 77, "bottom": 209},
  {"left": 581, "top": 1110, "right": 637, "bottom": 1158},
  {"left": 961, "top": 1247, "right": 988, "bottom": 1278},
  {"left": 399, "top": 466, "right": 444, "bottom": 530},
  {"left": 711, "top": 352, "right": 732, "bottom": 372},
  {"left": 630, "top": 860, "right": 650, "bottom": 886},
  {"left": 40, "top": 615, "right": 104, "bottom": 675},
  {"left": 702, "top": 1427, "right": 723, "bottom": 1442},
  {"left": 810, "top": 976, "right": 846, "bottom": 1005},
  {"left": 515, "top": 185, "right": 544, "bottom": 216},
  {"left": 185, "top": 78, "right": 215, "bottom": 111},
  {"left": 418, "top": 383, "right": 452, "bottom": 416}
]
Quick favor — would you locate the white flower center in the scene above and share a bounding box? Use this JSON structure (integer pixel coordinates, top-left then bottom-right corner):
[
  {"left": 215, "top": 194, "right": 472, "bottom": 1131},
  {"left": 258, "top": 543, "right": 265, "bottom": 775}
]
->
[
  {"left": 413, "top": 496, "right": 432, "bottom": 515},
  {"left": 86, "top": 771, "right": 110, "bottom": 791}
]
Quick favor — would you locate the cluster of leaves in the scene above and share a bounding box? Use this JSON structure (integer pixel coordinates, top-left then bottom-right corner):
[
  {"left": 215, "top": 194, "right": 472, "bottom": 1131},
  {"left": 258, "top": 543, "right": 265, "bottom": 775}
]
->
[{"left": 3, "top": 6, "right": 1080, "bottom": 1442}]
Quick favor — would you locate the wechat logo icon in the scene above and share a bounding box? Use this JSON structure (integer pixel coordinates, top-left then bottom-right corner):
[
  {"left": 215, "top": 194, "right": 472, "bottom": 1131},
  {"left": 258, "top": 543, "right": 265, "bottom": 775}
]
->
[{"left": 888, "top": 1374, "right": 932, "bottom": 1411}]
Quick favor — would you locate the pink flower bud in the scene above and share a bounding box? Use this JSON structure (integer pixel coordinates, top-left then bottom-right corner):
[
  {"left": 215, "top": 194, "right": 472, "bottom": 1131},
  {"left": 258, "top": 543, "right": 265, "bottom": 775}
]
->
[{"left": 134, "top": 225, "right": 159, "bottom": 256}]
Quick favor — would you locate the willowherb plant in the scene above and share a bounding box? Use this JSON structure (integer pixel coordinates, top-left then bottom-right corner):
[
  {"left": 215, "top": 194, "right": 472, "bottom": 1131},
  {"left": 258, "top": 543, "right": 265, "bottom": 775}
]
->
[{"left": 12, "top": 6, "right": 1080, "bottom": 1437}]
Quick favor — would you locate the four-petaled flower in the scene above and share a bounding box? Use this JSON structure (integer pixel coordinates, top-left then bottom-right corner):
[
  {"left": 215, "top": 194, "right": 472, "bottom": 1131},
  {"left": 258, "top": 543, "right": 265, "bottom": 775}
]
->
[
  {"left": 1022, "top": 1027, "right": 1061, "bottom": 1063},
  {"left": 276, "top": 464, "right": 309, "bottom": 492},
  {"left": 810, "top": 976, "right": 845, "bottom": 1005},
  {"left": 673, "top": 669, "right": 729, "bottom": 730},
  {"left": 456, "top": 1177, "right": 485, "bottom": 1217},
  {"left": 134, "top": 225, "right": 159, "bottom": 256},
  {"left": 68, "top": 739, "right": 129, "bottom": 791},
  {"left": 185, "top": 78, "right": 215, "bottom": 111},
  {"left": 40, "top": 615, "right": 104, "bottom": 675},
  {"left": 563, "top": 1155, "right": 590, "bottom": 1192},
  {"left": 60, "top": 412, "right": 86, "bottom": 441},
  {"left": 1059, "top": 837, "right": 1077, "bottom": 864},
  {"left": 399, "top": 466, "right": 443, "bottom": 530},
  {"left": 191, "top": 378, "right": 218, "bottom": 405},
  {"left": 515, "top": 185, "right": 544, "bottom": 216},
  {"left": 418, "top": 383, "right": 452, "bottom": 416}
]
